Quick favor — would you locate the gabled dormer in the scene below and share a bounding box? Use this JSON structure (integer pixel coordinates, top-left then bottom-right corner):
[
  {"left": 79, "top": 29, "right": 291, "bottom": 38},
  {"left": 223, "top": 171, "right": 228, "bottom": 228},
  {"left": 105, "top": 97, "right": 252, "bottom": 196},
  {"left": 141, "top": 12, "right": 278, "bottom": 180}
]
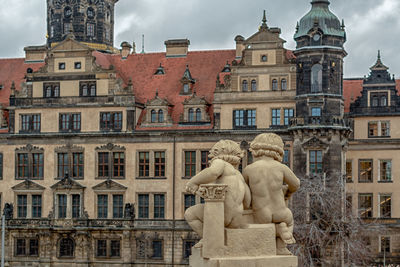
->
[
  {"left": 141, "top": 91, "right": 173, "bottom": 127},
  {"left": 181, "top": 92, "right": 211, "bottom": 125},
  {"left": 350, "top": 51, "right": 400, "bottom": 116},
  {"left": 180, "top": 65, "right": 196, "bottom": 95}
]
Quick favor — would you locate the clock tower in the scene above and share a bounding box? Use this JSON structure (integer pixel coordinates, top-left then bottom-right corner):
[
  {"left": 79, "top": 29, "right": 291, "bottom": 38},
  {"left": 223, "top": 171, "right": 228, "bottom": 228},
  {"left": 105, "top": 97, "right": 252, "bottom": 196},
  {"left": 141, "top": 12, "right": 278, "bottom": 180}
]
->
[{"left": 47, "top": 0, "right": 118, "bottom": 51}]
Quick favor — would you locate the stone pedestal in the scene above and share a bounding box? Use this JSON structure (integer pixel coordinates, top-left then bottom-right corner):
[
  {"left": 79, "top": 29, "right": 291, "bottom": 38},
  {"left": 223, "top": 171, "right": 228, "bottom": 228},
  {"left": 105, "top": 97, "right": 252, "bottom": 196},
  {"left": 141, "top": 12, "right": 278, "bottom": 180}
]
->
[{"left": 190, "top": 184, "right": 298, "bottom": 267}]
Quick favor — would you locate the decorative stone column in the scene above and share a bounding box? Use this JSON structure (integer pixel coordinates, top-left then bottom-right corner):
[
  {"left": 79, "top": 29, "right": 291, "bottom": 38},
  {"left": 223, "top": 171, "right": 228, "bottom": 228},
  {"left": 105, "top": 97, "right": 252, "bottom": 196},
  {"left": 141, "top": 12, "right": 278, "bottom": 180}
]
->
[{"left": 197, "top": 184, "right": 228, "bottom": 259}]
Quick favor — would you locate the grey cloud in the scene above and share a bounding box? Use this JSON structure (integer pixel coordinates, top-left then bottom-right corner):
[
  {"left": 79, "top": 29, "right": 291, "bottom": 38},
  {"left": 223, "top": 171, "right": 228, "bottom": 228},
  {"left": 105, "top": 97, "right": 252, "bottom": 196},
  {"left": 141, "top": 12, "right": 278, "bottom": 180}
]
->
[{"left": 0, "top": 0, "right": 399, "bottom": 78}]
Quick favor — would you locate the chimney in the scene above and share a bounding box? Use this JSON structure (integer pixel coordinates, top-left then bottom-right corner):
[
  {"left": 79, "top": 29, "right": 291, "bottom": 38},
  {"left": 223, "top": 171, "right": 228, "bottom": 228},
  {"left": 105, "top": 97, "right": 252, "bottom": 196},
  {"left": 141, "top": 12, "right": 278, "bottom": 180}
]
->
[
  {"left": 120, "top": 41, "right": 132, "bottom": 59},
  {"left": 234, "top": 35, "right": 245, "bottom": 59},
  {"left": 164, "top": 39, "right": 190, "bottom": 57}
]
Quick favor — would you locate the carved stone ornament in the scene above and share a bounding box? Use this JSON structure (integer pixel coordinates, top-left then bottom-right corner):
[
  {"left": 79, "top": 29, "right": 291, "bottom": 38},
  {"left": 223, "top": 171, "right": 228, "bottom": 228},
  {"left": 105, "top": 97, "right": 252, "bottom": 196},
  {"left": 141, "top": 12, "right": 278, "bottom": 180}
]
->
[{"left": 197, "top": 184, "right": 228, "bottom": 202}]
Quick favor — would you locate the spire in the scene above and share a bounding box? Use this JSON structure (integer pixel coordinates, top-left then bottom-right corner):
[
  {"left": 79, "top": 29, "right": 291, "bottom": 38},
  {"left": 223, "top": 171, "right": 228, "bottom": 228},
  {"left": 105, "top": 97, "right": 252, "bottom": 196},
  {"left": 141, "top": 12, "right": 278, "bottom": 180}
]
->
[
  {"left": 260, "top": 10, "right": 268, "bottom": 30},
  {"left": 183, "top": 65, "right": 195, "bottom": 82},
  {"left": 141, "top": 34, "right": 145, "bottom": 54},
  {"left": 370, "top": 50, "right": 389, "bottom": 71},
  {"left": 296, "top": 21, "right": 299, "bottom": 33},
  {"left": 341, "top": 19, "right": 345, "bottom": 30}
]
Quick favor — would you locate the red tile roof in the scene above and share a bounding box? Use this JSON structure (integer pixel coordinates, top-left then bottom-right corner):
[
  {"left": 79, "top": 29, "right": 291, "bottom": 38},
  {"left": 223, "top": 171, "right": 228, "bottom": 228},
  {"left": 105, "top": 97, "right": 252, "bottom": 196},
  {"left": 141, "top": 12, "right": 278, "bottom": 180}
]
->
[{"left": 0, "top": 58, "right": 44, "bottom": 107}]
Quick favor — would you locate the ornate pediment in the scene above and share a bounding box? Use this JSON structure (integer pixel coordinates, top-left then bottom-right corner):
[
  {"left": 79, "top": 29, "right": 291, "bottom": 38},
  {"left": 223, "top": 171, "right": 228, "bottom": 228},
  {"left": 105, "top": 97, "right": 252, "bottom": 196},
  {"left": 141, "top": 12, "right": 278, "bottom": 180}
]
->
[
  {"left": 51, "top": 175, "right": 85, "bottom": 190},
  {"left": 92, "top": 179, "right": 127, "bottom": 192},
  {"left": 183, "top": 93, "right": 209, "bottom": 106},
  {"left": 55, "top": 143, "right": 84, "bottom": 152},
  {"left": 51, "top": 35, "right": 92, "bottom": 53},
  {"left": 16, "top": 144, "right": 44, "bottom": 152},
  {"left": 146, "top": 93, "right": 172, "bottom": 107},
  {"left": 95, "top": 143, "right": 126, "bottom": 151},
  {"left": 302, "top": 136, "right": 329, "bottom": 148},
  {"left": 12, "top": 180, "right": 45, "bottom": 191}
]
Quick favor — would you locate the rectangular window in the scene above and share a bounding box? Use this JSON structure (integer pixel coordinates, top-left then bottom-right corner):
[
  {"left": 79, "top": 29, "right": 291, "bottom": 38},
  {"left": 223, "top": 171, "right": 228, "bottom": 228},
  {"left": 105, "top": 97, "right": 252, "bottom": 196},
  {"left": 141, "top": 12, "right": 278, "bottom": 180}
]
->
[
  {"left": 17, "top": 195, "right": 27, "bottom": 218},
  {"left": 32, "top": 153, "right": 44, "bottom": 178},
  {"left": 183, "top": 240, "right": 196, "bottom": 259},
  {"left": 29, "top": 239, "right": 39, "bottom": 256},
  {"left": 58, "top": 62, "right": 65, "bottom": 70},
  {"left": 98, "top": 152, "right": 109, "bottom": 178},
  {"left": 358, "top": 193, "right": 373, "bottom": 218},
  {"left": 97, "top": 240, "right": 107, "bottom": 257},
  {"left": 113, "top": 152, "right": 125, "bottom": 178},
  {"left": 58, "top": 153, "right": 69, "bottom": 178},
  {"left": 138, "top": 194, "right": 149, "bottom": 219},
  {"left": 16, "top": 239, "right": 26, "bottom": 256},
  {"left": 311, "top": 107, "right": 322, "bottom": 117},
  {"left": 201, "top": 151, "right": 209, "bottom": 170},
  {"left": 283, "top": 150, "right": 290, "bottom": 167},
  {"left": 87, "top": 23, "right": 95, "bottom": 37},
  {"left": 309, "top": 150, "right": 323, "bottom": 174},
  {"left": 72, "top": 194, "right": 80, "bottom": 218},
  {"left": 20, "top": 114, "right": 41, "bottom": 133},
  {"left": 359, "top": 159, "right": 373, "bottom": 182},
  {"left": 113, "top": 194, "right": 123, "bottom": 219},
  {"left": 138, "top": 152, "right": 150, "bottom": 177},
  {"left": 100, "top": 112, "right": 122, "bottom": 131},
  {"left": 72, "top": 153, "right": 84, "bottom": 179},
  {"left": 58, "top": 194, "right": 67, "bottom": 219},
  {"left": 110, "top": 240, "right": 120, "bottom": 257},
  {"left": 381, "top": 236, "right": 390, "bottom": 253},
  {"left": 284, "top": 108, "right": 294, "bottom": 126},
  {"left": 17, "top": 153, "right": 29, "bottom": 179},
  {"left": 379, "top": 160, "right": 392, "bottom": 182},
  {"left": 97, "top": 195, "right": 108, "bottom": 219},
  {"left": 43, "top": 83, "right": 60, "bottom": 98},
  {"left": 31, "top": 195, "right": 42, "bottom": 218},
  {"left": 154, "top": 151, "right": 165, "bottom": 177},
  {"left": 381, "top": 121, "right": 390, "bottom": 137},
  {"left": 346, "top": 161, "right": 353, "bottom": 182},
  {"left": 184, "top": 194, "right": 196, "bottom": 211},
  {"left": 59, "top": 113, "right": 81, "bottom": 132},
  {"left": 153, "top": 194, "right": 165, "bottom": 219},
  {"left": 233, "top": 109, "right": 256, "bottom": 128},
  {"left": 271, "top": 109, "right": 281, "bottom": 126},
  {"left": 368, "top": 122, "right": 378, "bottom": 137},
  {"left": 152, "top": 240, "right": 163, "bottom": 259},
  {"left": 379, "top": 194, "right": 391, "bottom": 218},
  {"left": 185, "top": 151, "right": 196, "bottom": 177}
]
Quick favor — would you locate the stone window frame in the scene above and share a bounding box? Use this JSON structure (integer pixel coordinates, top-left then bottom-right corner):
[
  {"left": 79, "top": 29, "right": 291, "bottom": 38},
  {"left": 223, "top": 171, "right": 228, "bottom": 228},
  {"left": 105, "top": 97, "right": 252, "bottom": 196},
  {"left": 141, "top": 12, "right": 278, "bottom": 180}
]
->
[
  {"left": 358, "top": 193, "right": 373, "bottom": 218},
  {"left": 93, "top": 180, "right": 127, "bottom": 219},
  {"left": 19, "top": 113, "right": 41, "bottom": 134},
  {"left": 136, "top": 192, "right": 167, "bottom": 219},
  {"left": 15, "top": 145, "right": 44, "bottom": 180},
  {"left": 271, "top": 108, "right": 281, "bottom": 126},
  {"left": 53, "top": 191, "right": 84, "bottom": 219},
  {"left": 14, "top": 193, "right": 43, "bottom": 219},
  {"left": 59, "top": 113, "right": 81, "bottom": 133},
  {"left": 378, "top": 193, "right": 392, "bottom": 218},
  {"left": 232, "top": 109, "right": 257, "bottom": 129},
  {"left": 283, "top": 108, "right": 294, "bottom": 126},
  {"left": 346, "top": 160, "right": 353, "bottom": 183},
  {"left": 95, "top": 144, "right": 126, "bottom": 180},
  {"left": 182, "top": 149, "right": 211, "bottom": 179},
  {"left": 43, "top": 82, "right": 60, "bottom": 98},
  {"left": 260, "top": 54, "right": 268, "bottom": 62},
  {"left": 148, "top": 108, "right": 166, "bottom": 124},
  {"left": 99, "top": 111, "right": 123, "bottom": 132},
  {"left": 94, "top": 238, "right": 122, "bottom": 258},
  {"left": 136, "top": 150, "right": 167, "bottom": 180},
  {"left": 13, "top": 236, "right": 40, "bottom": 257},
  {"left": 151, "top": 239, "right": 164, "bottom": 260},
  {"left": 183, "top": 105, "right": 209, "bottom": 124},
  {"left": 54, "top": 145, "right": 84, "bottom": 180},
  {"left": 58, "top": 237, "right": 75, "bottom": 258},
  {"left": 240, "top": 77, "right": 258, "bottom": 92},
  {"left": 79, "top": 81, "right": 96, "bottom": 97},
  {"left": 368, "top": 90, "right": 390, "bottom": 108},
  {"left": 368, "top": 121, "right": 390, "bottom": 138}
]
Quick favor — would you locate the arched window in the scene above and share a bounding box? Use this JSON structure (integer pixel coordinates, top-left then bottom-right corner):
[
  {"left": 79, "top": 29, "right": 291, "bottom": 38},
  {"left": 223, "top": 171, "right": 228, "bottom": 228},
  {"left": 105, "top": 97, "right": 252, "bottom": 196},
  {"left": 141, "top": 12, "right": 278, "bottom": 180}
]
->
[
  {"left": 281, "top": 79, "right": 287, "bottom": 90},
  {"left": 59, "top": 238, "right": 74, "bottom": 257},
  {"left": 242, "top": 80, "right": 248, "bottom": 92},
  {"left": 151, "top": 110, "right": 157, "bottom": 123},
  {"left": 311, "top": 64, "right": 323, "bottom": 93},
  {"left": 381, "top": 96, "right": 387, "bottom": 106},
  {"left": 90, "top": 85, "right": 96, "bottom": 96},
  {"left": 82, "top": 85, "right": 88, "bottom": 96},
  {"left": 196, "top": 108, "right": 202, "bottom": 122},
  {"left": 54, "top": 86, "right": 60, "bottom": 97},
  {"left": 46, "top": 86, "right": 52, "bottom": 97},
  {"left": 272, "top": 79, "right": 278, "bottom": 91},
  {"left": 251, "top": 80, "right": 257, "bottom": 91},
  {"left": 158, "top": 110, "right": 164, "bottom": 123},
  {"left": 188, "top": 108, "right": 194, "bottom": 122}
]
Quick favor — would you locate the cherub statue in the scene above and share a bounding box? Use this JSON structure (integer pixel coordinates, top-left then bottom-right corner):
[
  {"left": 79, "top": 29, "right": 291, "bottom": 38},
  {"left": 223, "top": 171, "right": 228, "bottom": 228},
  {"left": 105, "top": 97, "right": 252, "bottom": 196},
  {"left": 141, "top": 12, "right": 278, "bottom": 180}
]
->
[
  {"left": 243, "top": 133, "right": 300, "bottom": 245},
  {"left": 185, "top": 140, "right": 251, "bottom": 240}
]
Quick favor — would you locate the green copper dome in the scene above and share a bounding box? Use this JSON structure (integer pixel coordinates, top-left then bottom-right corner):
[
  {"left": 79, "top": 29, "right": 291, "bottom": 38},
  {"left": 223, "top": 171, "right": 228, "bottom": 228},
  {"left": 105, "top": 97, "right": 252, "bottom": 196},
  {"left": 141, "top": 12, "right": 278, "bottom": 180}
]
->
[{"left": 294, "top": 0, "right": 345, "bottom": 39}]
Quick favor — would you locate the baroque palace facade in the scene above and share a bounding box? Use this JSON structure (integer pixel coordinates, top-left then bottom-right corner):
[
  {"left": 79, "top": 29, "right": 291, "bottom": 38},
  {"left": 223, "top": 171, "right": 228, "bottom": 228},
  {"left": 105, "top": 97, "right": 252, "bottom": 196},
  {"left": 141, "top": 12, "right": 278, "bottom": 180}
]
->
[{"left": 0, "top": 0, "right": 398, "bottom": 266}]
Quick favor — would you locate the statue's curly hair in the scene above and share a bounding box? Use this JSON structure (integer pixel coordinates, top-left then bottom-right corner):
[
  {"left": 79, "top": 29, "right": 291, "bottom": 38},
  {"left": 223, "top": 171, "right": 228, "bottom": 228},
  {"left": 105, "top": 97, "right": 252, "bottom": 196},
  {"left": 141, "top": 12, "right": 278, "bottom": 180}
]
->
[
  {"left": 249, "top": 133, "right": 284, "bottom": 162},
  {"left": 209, "top": 140, "right": 244, "bottom": 166}
]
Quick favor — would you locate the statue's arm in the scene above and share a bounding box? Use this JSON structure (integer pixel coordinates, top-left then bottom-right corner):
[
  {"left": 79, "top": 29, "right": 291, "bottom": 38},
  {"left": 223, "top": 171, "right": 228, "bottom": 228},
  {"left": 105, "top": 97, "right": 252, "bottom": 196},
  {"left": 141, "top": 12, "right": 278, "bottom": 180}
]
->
[
  {"left": 283, "top": 166, "right": 300, "bottom": 195},
  {"left": 186, "top": 159, "right": 225, "bottom": 193}
]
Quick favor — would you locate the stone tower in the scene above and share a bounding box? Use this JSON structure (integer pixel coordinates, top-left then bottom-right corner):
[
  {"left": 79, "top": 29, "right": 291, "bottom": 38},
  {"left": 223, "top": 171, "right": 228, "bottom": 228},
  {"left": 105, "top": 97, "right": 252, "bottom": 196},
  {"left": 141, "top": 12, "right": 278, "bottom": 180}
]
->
[
  {"left": 291, "top": 0, "right": 350, "bottom": 182},
  {"left": 47, "top": 0, "right": 118, "bottom": 51}
]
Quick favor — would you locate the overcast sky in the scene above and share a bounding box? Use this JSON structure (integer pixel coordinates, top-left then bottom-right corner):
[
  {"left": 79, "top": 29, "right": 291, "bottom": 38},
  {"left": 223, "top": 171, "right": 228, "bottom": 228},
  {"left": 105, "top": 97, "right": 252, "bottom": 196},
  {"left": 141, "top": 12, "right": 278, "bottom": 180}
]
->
[{"left": 0, "top": 0, "right": 399, "bottom": 78}]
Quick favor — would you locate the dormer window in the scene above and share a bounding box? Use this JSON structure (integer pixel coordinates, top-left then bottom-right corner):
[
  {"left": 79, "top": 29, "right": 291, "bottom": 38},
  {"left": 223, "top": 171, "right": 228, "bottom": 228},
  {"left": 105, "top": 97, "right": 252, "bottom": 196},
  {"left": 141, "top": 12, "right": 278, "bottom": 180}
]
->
[
  {"left": 196, "top": 109, "right": 201, "bottom": 122},
  {"left": 251, "top": 80, "right": 257, "bottom": 91},
  {"left": 188, "top": 108, "right": 194, "bottom": 122},
  {"left": 155, "top": 64, "right": 165, "bottom": 75},
  {"left": 242, "top": 80, "right": 248, "bottom": 92},
  {"left": 370, "top": 92, "right": 388, "bottom": 107},
  {"left": 381, "top": 96, "right": 387, "bottom": 106},
  {"left": 151, "top": 110, "right": 157, "bottom": 123},
  {"left": 183, "top": 84, "right": 190, "bottom": 94},
  {"left": 158, "top": 110, "right": 164, "bottom": 123}
]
